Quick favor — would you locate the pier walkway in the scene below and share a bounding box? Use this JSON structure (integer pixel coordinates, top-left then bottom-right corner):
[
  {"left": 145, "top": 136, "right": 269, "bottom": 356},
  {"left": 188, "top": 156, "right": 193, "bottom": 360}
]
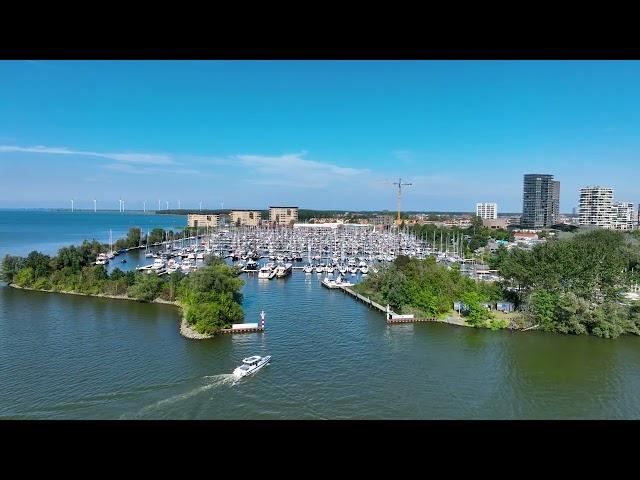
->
[
  {"left": 220, "top": 326, "right": 264, "bottom": 334},
  {"left": 339, "top": 285, "right": 440, "bottom": 324}
]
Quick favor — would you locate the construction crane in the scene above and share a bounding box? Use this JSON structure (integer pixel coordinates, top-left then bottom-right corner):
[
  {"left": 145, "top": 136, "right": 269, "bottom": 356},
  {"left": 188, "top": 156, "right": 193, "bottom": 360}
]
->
[{"left": 392, "top": 177, "right": 412, "bottom": 226}]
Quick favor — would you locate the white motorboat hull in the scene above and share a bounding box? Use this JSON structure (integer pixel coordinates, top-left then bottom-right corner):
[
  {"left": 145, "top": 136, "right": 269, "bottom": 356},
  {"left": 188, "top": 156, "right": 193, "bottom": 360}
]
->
[{"left": 233, "top": 355, "right": 271, "bottom": 380}]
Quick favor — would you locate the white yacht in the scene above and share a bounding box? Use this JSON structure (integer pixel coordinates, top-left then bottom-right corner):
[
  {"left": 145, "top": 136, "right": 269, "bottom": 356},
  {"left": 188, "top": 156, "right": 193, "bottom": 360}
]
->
[
  {"left": 258, "top": 265, "right": 274, "bottom": 279},
  {"left": 303, "top": 264, "right": 314, "bottom": 274},
  {"left": 275, "top": 263, "right": 292, "bottom": 278},
  {"left": 233, "top": 355, "right": 271, "bottom": 380},
  {"left": 151, "top": 258, "right": 166, "bottom": 270}
]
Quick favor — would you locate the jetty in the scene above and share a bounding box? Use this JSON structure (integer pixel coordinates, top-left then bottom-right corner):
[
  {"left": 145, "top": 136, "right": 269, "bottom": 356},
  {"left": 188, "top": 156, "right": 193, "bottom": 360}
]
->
[
  {"left": 220, "top": 325, "right": 264, "bottom": 334},
  {"left": 339, "top": 285, "right": 441, "bottom": 324}
]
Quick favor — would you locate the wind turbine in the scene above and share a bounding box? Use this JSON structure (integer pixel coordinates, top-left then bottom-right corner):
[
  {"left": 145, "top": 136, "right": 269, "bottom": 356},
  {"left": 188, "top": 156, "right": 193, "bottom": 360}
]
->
[
  {"left": 199, "top": 200, "right": 202, "bottom": 212},
  {"left": 143, "top": 201, "right": 146, "bottom": 213},
  {"left": 71, "top": 199, "right": 74, "bottom": 212},
  {"left": 166, "top": 200, "right": 169, "bottom": 210},
  {"left": 93, "top": 198, "right": 97, "bottom": 212},
  {"left": 158, "top": 199, "right": 161, "bottom": 211},
  {"left": 122, "top": 199, "right": 125, "bottom": 212},
  {"left": 118, "top": 198, "right": 122, "bottom": 213}
]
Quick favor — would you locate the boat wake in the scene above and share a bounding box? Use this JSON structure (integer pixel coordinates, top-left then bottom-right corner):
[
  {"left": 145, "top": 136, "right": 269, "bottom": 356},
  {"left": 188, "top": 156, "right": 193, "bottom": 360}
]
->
[{"left": 123, "top": 374, "right": 235, "bottom": 419}]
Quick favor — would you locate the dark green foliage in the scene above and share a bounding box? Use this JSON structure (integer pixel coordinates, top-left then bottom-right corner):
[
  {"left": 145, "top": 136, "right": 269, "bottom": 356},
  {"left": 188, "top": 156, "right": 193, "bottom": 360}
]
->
[
  {"left": 178, "top": 263, "right": 244, "bottom": 303},
  {"left": 50, "top": 240, "right": 105, "bottom": 272},
  {"left": 3, "top": 229, "right": 245, "bottom": 335},
  {"left": 1, "top": 255, "right": 24, "bottom": 282},
  {"left": 185, "top": 293, "right": 244, "bottom": 334},
  {"left": 496, "top": 230, "right": 640, "bottom": 338},
  {"left": 127, "top": 274, "right": 165, "bottom": 302},
  {"left": 114, "top": 227, "right": 141, "bottom": 250},
  {"left": 461, "top": 291, "right": 493, "bottom": 327},
  {"left": 147, "top": 228, "right": 166, "bottom": 245},
  {"left": 356, "top": 256, "right": 500, "bottom": 319}
]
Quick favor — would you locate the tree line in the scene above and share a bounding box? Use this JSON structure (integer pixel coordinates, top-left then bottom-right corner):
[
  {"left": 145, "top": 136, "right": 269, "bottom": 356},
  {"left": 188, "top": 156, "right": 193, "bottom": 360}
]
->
[{"left": 1, "top": 232, "right": 245, "bottom": 335}]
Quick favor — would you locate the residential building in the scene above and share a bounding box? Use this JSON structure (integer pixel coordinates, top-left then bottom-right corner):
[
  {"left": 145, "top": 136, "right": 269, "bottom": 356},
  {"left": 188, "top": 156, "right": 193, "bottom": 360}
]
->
[
  {"left": 269, "top": 206, "right": 299, "bottom": 226},
  {"left": 521, "top": 174, "right": 560, "bottom": 229},
  {"left": 187, "top": 213, "right": 220, "bottom": 228},
  {"left": 579, "top": 187, "right": 614, "bottom": 228},
  {"left": 612, "top": 202, "right": 634, "bottom": 230},
  {"left": 230, "top": 210, "right": 262, "bottom": 227},
  {"left": 476, "top": 202, "right": 497, "bottom": 219}
]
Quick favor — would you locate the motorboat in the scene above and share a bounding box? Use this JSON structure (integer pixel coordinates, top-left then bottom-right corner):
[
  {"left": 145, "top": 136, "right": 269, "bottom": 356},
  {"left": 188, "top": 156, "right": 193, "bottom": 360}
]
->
[
  {"left": 258, "top": 265, "right": 274, "bottom": 279},
  {"left": 95, "top": 253, "right": 109, "bottom": 265},
  {"left": 151, "top": 258, "right": 166, "bottom": 270},
  {"left": 323, "top": 275, "right": 353, "bottom": 288},
  {"left": 245, "top": 259, "right": 259, "bottom": 271},
  {"left": 303, "top": 264, "right": 314, "bottom": 274},
  {"left": 232, "top": 355, "right": 271, "bottom": 380},
  {"left": 275, "top": 263, "right": 292, "bottom": 278}
]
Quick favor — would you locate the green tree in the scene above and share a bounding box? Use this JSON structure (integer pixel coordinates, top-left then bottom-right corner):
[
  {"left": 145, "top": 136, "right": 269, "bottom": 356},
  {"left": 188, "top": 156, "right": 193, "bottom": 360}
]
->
[
  {"left": 529, "top": 289, "right": 558, "bottom": 330},
  {"left": 461, "top": 291, "right": 492, "bottom": 327},
  {"left": 127, "top": 274, "right": 165, "bottom": 302},
  {"left": 1, "top": 255, "right": 24, "bottom": 283},
  {"left": 14, "top": 267, "right": 35, "bottom": 287}
]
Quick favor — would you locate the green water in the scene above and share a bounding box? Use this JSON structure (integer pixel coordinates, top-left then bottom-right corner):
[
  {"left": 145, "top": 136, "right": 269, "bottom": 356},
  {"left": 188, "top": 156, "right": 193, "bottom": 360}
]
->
[{"left": 1, "top": 210, "right": 639, "bottom": 419}]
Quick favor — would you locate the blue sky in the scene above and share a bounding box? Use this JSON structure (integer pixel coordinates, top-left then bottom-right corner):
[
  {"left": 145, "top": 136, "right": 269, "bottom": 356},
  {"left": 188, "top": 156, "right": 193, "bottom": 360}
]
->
[{"left": 0, "top": 60, "right": 638, "bottom": 212}]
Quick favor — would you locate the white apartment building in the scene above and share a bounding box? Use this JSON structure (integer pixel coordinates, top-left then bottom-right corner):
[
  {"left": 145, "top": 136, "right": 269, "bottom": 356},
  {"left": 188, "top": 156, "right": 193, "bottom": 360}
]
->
[
  {"left": 612, "top": 202, "right": 634, "bottom": 230},
  {"left": 269, "top": 206, "right": 299, "bottom": 226},
  {"left": 475, "top": 202, "right": 497, "bottom": 220},
  {"left": 579, "top": 187, "right": 614, "bottom": 228}
]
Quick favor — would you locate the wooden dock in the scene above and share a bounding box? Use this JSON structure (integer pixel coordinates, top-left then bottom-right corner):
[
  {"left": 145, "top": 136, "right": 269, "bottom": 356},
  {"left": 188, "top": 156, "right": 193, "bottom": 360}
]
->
[
  {"left": 220, "top": 326, "right": 264, "bottom": 334},
  {"left": 387, "top": 317, "right": 437, "bottom": 324},
  {"left": 339, "top": 285, "right": 437, "bottom": 324},
  {"left": 340, "top": 286, "right": 390, "bottom": 315}
]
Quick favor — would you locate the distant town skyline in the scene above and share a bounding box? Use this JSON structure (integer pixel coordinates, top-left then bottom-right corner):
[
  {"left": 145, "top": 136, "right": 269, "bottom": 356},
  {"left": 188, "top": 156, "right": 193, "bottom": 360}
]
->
[{"left": 1, "top": 60, "right": 639, "bottom": 211}]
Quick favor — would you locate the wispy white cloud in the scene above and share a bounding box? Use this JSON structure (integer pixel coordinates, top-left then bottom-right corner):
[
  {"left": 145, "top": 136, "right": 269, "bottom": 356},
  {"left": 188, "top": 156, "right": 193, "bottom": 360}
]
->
[
  {"left": 231, "top": 152, "right": 369, "bottom": 188},
  {"left": 0, "top": 145, "right": 176, "bottom": 165},
  {"left": 102, "top": 163, "right": 199, "bottom": 175}
]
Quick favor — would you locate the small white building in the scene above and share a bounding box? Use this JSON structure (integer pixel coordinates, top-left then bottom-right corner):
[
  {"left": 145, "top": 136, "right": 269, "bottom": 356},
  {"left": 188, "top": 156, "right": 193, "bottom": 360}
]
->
[
  {"left": 612, "top": 202, "right": 634, "bottom": 230},
  {"left": 476, "top": 202, "right": 498, "bottom": 220}
]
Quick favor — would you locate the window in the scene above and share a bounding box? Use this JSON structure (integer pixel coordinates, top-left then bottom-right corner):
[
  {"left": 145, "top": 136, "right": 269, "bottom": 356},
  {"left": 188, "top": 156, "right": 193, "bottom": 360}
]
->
[
  {"left": 207, "top": 216, "right": 211, "bottom": 221},
  {"left": 287, "top": 209, "right": 291, "bottom": 215},
  {"left": 249, "top": 212, "right": 254, "bottom": 219}
]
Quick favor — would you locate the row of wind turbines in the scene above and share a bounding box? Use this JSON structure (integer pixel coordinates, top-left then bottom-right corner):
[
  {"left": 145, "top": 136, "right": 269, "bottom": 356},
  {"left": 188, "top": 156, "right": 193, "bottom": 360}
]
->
[{"left": 68, "top": 199, "right": 223, "bottom": 212}]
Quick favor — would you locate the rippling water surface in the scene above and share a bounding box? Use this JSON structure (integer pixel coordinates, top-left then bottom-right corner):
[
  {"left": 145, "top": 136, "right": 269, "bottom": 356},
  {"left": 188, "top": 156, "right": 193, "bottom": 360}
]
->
[{"left": 1, "top": 211, "right": 640, "bottom": 419}]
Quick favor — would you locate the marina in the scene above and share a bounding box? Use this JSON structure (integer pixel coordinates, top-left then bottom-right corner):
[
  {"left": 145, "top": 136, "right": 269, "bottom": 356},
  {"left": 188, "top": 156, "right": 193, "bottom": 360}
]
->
[
  {"left": 119, "top": 223, "right": 490, "bottom": 287},
  {"left": 2, "top": 211, "right": 640, "bottom": 419}
]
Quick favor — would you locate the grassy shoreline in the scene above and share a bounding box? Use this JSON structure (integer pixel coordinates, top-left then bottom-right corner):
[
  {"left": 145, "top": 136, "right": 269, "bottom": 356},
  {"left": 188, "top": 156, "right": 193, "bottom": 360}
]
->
[{"left": 8, "top": 283, "right": 215, "bottom": 340}]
